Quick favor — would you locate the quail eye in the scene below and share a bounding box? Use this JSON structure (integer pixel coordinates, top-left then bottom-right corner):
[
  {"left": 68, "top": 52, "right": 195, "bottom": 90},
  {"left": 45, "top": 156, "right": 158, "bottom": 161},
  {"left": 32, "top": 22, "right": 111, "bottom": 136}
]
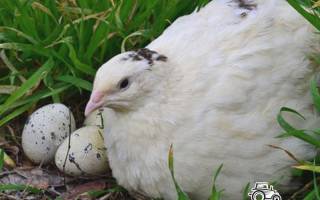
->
[{"left": 119, "top": 78, "right": 130, "bottom": 90}]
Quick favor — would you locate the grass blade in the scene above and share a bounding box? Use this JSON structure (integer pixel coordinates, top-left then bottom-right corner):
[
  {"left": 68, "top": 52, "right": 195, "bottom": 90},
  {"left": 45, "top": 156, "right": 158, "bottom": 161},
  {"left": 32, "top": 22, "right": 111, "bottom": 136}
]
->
[
  {"left": 8, "top": 84, "right": 70, "bottom": 110},
  {"left": 56, "top": 76, "right": 93, "bottom": 91},
  {"left": 168, "top": 145, "right": 191, "bottom": 200},
  {"left": 0, "top": 102, "right": 34, "bottom": 127},
  {"left": 293, "top": 164, "right": 320, "bottom": 173},
  {"left": 0, "top": 184, "right": 42, "bottom": 194},
  {"left": 0, "top": 149, "right": 4, "bottom": 172},
  {"left": 313, "top": 159, "right": 320, "bottom": 200},
  {"left": 277, "top": 107, "right": 306, "bottom": 132},
  {"left": 277, "top": 107, "right": 320, "bottom": 147},
  {"left": 209, "top": 164, "right": 223, "bottom": 200},
  {"left": 121, "top": 30, "right": 145, "bottom": 52},
  {"left": 66, "top": 43, "right": 95, "bottom": 76},
  {"left": 242, "top": 183, "right": 250, "bottom": 200},
  {"left": 0, "top": 27, "right": 38, "bottom": 44},
  {"left": 311, "top": 78, "right": 320, "bottom": 113},
  {"left": 0, "top": 58, "right": 54, "bottom": 115},
  {"left": 287, "top": 0, "right": 320, "bottom": 31}
]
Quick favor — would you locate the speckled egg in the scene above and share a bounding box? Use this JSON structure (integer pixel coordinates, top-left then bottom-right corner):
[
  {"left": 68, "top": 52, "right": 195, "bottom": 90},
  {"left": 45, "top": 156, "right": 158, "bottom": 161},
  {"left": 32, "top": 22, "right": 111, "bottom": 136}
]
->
[
  {"left": 55, "top": 126, "right": 109, "bottom": 176},
  {"left": 22, "top": 103, "right": 76, "bottom": 164}
]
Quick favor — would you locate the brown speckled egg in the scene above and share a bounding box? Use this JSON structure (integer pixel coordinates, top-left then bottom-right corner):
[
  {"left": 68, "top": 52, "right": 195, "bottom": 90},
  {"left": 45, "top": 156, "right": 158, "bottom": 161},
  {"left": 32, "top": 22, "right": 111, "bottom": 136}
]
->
[
  {"left": 54, "top": 126, "right": 109, "bottom": 176},
  {"left": 22, "top": 103, "right": 76, "bottom": 164}
]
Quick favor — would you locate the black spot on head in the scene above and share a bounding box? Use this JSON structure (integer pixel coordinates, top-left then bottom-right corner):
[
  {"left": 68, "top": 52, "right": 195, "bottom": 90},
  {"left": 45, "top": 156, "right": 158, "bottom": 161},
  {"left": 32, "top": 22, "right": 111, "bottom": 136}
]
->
[
  {"left": 122, "top": 48, "right": 167, "bottom": 66},
  {"left": 96, "top": 153, "right": 101, "bottom": 160},
  {"left": 240, "top": 12, "right": 247, "bottom": 18},
  {"left": 136, "top": 48, "right": 156, "bottom": 61},
  {"left": 156, "top": 55, "right": 168, "bottom": 62},
  {"left": 237, "top": 0, "right": 256, "bottom": 10},
  {"left": 41, "top": 136, "right": 45, "bottom": 140},
  {"left": 31, "top": 124, "right": 34, "bottom": 128},
  {"left": 131, "top": 54, "right": 143, "bottom": 61},
  {"left": 121, "top": 57, "right": 129, "bottom": 61}
]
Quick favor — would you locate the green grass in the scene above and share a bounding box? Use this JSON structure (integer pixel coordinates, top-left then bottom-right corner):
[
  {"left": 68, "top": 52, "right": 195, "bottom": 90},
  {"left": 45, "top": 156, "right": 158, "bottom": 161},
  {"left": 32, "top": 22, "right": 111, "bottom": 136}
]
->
[
  {"left": 168, "top": 145, "right": 191, "bottom": 200},
  {"left": 0, "top": 184, "right": 42, "bottom": 194},
  {"left": 0, "top": 148, "right": 4, "bottom": 172},
  {"left": 0, "top": 0, "right": 210, "bottom": 125},
  {"left": 168, "top": 145, "right": 225, "bottom": 200},
  {"left": 168, "top": 146, "right": 252, "bottom": 200},
  {"left": 276, "top": 0, "right": 320, "bottom": 199},
  {"left": 287, "top": 0, "right": 320, "bottom": 30}
]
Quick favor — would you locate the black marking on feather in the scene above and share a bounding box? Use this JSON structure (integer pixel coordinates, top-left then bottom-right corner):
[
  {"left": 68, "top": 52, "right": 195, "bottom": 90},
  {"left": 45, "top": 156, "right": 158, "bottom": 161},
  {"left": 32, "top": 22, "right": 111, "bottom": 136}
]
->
[
  {"left": 156, "top": 55, "right": 168, "bottom": 62},
  {"left": 121, "top": 48, "right": 167, "bottom": 66},
  {"left": 237, "top": 0, "right": 256, "bottom": 10},
  {"left": 240, "top": 12, "right": 247, "bottom": 18},
  {"left": 136, "top": 48, "right": 157, "bottom": 64}
]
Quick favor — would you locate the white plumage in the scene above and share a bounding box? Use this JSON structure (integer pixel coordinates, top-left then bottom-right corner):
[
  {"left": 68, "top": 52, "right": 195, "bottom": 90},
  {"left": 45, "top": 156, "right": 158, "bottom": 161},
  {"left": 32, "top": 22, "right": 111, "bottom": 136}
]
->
[{"left": 85, "top": 0, "right": 319, "bottom": 199}]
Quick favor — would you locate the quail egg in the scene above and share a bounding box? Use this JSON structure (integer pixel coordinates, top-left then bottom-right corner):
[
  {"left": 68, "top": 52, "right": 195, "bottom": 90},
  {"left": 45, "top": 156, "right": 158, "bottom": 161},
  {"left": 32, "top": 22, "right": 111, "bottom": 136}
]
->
[
  {"left": 55, "top": 126, "right": 109, "bottom": 176},
  {"left": 22, "top": 103, "right": 76, "bottom": 164}
]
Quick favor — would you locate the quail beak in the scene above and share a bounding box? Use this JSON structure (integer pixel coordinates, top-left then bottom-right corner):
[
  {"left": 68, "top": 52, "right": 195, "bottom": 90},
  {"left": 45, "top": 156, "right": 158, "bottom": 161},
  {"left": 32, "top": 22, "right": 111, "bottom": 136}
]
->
[{"left": 85, "top": 91, "right": 105, "bottom": 116}]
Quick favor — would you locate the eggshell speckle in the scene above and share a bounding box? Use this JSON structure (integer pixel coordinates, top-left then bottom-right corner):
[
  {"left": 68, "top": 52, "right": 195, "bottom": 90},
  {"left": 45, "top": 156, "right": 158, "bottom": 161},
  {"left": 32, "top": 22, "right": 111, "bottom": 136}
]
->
[
  {"left": 55, "top": 126, "right": 109, "bottom": 176},
  {"left": 22, "top": 103, "right": 76, "bottom": 164}
]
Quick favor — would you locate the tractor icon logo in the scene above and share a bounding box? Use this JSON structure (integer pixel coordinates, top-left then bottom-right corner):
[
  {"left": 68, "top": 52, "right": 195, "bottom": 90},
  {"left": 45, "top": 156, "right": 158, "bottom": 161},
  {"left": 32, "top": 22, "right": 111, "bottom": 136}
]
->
[{"left": 248, "top": 182, "right": 282, "bottom": 200}]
